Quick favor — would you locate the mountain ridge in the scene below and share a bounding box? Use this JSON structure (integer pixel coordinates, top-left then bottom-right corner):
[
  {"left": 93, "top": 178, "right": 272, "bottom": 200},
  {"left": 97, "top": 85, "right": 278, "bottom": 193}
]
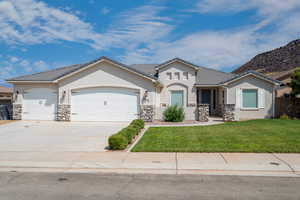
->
[{"left": 233, "top": 39, "right": 300, "bottom": 75}]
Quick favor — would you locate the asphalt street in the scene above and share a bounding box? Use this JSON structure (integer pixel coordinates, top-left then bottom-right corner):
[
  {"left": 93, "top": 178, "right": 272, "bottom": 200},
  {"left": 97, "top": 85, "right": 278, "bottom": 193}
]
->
[{"left": 0, "top": 172, "right": 300, "bottom": 200}]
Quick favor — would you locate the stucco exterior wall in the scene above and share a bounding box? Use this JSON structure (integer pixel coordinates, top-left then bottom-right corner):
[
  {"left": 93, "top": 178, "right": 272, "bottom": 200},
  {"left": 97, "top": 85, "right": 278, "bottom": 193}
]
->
[
  {"left": 226, "top": 75, "right": 275, "bottom": 120},
  {"left": 58, "top": 61, "right": 156, "bottom": 106},
  {"left": 156, "top": 62, "right": 197, "bottom": 120}
]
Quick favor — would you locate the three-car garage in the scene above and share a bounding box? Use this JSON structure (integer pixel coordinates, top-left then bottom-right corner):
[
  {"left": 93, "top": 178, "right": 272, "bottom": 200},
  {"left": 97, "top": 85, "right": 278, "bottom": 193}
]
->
[{"left": 21, "top": 87, "right": 139, "bottom": 122}]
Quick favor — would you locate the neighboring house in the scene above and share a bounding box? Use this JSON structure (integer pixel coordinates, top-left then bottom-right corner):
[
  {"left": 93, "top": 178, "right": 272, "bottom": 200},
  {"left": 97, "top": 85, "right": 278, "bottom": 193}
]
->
[
  {"left": 6, "top": 57, "right": 281, "bottom": 122},
  {"left": 269, "top": 69, "right": 300, "bottom": 98},
  {"left": 0, "top": 86, "right": 12, "bottom": 105}
]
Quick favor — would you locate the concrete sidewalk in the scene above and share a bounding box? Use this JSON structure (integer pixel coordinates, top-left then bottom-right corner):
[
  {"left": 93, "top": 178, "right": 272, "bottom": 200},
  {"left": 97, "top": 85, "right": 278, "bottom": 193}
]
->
[{"left": 0, "top": 152, "right": 300, "bottom": 177}]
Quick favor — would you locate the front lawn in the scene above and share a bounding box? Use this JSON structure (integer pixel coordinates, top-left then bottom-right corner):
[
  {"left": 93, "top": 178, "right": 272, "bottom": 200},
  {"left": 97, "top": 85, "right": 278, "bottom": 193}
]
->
[{"left": 132, "top": 119, "right": 300, "bottom": 152}]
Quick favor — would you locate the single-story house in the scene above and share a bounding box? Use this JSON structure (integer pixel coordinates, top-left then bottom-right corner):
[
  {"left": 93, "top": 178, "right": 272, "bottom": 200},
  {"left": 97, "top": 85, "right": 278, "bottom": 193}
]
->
[
  {"left": 0, "top": 86, "right": 12, "bottom": 105},
  {"left": 6, "top": 57, "right": 282, "bottom": 122}
]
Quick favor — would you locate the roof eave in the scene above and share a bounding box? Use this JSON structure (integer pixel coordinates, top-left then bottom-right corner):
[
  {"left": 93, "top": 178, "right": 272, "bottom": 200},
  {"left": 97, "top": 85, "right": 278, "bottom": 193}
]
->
[
  {"left": 6, "top": 80, "right": 55, "bottom": 84},
  {"left": 53, "top": 57, "right": 157, "bottom": 83},
  {"left": 155, "top": 58, "right": 199, "bottom": 71},
  {"left": 194, "top": 84, "right": 223, "bottom": 87},
  {"left": 222, "top": 72, "right": 282, "bottom": 86}
]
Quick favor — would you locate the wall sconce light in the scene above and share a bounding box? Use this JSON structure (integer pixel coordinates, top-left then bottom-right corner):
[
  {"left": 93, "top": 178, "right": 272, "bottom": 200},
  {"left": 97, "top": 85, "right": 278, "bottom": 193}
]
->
[
  {"left": 142, "top": 90, "right": 149, "bottom": 103},
  {"left": 13, "top": 90, "right": 19, "bottom": 102},
  {"left": 62, "top": 90, "right": 66, "bottom": 98}
]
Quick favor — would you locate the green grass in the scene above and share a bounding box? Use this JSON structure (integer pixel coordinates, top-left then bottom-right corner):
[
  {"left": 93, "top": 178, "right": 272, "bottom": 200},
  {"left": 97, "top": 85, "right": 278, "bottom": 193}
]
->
[{"left": 132, "top": 119, "right": 300, "bottom": 153}]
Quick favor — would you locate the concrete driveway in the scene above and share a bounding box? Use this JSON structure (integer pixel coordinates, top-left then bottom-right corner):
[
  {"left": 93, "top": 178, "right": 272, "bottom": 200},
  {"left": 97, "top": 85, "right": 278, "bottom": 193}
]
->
[{"left": 0, "top": 121, "right": 128, "bottom": 152}]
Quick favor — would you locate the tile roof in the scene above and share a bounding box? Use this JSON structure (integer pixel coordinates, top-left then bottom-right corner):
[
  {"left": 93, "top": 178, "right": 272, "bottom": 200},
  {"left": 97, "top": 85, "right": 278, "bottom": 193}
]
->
[
  {"left": 6, "top": 56, "right": 280, "bottom": 86},
  {"left": 7, "top": 57, "right": 157, "bottom": 82},
  {"left": 220, "top": 70, "right": 283, "bottom": 85}
]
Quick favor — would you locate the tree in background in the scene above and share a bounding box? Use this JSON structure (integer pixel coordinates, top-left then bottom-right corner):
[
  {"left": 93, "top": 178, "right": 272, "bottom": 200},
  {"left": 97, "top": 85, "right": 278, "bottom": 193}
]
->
[{"left": 290, "top": 67, "right": 300, "bottom": 97}]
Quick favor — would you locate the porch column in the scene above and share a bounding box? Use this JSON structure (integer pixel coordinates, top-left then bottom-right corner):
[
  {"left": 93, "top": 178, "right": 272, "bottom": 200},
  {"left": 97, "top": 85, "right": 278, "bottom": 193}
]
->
[
  {"left": 197, "top": 104, "right": 209, "bottom": 122},
  {"left": 222, "top": 104, "right": 235, "bottom": 121}
]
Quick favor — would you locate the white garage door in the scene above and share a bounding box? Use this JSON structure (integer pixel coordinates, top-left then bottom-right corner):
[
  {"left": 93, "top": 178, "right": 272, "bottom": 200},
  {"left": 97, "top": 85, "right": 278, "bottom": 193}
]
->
[
  {"left": 71, "top": 87, "right": 139, "bottom": 121},
  {"left": 23, "top": 88, "right": 57, "bottom": 120}
]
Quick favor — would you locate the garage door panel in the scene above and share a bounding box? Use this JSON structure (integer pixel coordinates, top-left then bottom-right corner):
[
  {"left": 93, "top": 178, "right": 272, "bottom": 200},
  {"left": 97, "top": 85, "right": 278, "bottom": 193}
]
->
[
  {"left": 23, "top": 88, "right": 57, "bottom": 120},
  {"left": 71, "top": 88, "right": 139, "bottom": 121}
]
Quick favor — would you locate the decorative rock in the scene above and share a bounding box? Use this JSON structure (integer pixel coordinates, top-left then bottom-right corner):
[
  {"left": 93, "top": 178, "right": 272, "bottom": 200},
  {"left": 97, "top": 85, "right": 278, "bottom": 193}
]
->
[
  {"left": 198, "top": 104, "right": 209, "bottom": 122},
  {"left": 140, "top": 105, "right": 154, "bottom": 122},
  {"left": 223, "top": 104, "right": 235, "bottom": 121},
  {"left": 12, "top": 104, "right": 22, "bottom": 120},
  {"left": 57, "top": 104, "right": 71, "bottom": 121}
]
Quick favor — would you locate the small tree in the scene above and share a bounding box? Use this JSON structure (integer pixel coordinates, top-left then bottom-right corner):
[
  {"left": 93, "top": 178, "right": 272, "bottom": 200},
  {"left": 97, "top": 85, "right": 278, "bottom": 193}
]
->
[{"left": 290, "top": 67, "right": 300, "bottom": 97}]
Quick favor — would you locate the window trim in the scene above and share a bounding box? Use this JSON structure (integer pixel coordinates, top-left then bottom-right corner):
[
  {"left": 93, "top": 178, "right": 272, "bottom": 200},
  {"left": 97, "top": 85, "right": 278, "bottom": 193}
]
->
[
  {"left": 166, "top": 72, "right": 172, "bottom": 80},
  {"left": 183, "top": 72, "right": 189, "bottom": 80},
  {"left": 169, "top": 90, "right": 184, "bottom": 107},
  {"left": 174, "top": 72, "right": 180, "bottom": 80},
  {"left": 241, "top": 88, "right": 259, "bottom": 110}
]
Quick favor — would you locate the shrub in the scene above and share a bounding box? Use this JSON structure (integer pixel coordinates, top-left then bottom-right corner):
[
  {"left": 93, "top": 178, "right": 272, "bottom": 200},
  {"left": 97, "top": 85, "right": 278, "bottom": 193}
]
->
[
  {"left": 130, "top": 119, "right": 145, "bottom": 129},
  {"left": 108, "top": 134, "right": 128, "bottom": 150},
  {"left": 280, "top": 114, "right": 290, "bottom": 120},
  {"left": 120, "top": 126, "right": 139, "bottom": 143},
  {"left": 108, "top": 119, "right": 145, "bottom": 150},
  {"left": 163, "top": 105, "right": 185, "bottom": 122}
]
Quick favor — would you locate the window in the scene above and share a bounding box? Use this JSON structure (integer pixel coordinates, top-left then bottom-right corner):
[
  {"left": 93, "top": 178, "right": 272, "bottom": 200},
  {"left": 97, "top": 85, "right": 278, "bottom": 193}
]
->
[
  {"left": 242, "top": 89, "right": 258, "bottom": 108},
  {"left": 174, "top": 72, "right": 180, "bottom": 80},
  {"left": 183, "top": 72, "right": 188, "bottom": 80},
  {"left": 171, "top": 91, "right": 184, "bottom": 107},
  {"left": 166, "top": 72, "right": 172, "bottom": 80}
]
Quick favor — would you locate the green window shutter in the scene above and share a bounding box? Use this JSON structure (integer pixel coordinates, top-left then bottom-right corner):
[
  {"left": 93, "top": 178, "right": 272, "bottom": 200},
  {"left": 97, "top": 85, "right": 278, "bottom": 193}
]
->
[
  {"left": 171, "top": 91, "right": 184, "bottom": 107},
  {"left": 242, "top": 89, "right": 258, "bottom": 108}
]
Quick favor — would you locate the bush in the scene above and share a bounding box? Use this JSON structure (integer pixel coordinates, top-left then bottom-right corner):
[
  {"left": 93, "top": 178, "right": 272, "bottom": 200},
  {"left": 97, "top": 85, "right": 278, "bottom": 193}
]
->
[
  {"left": 120, "top": 126, "right": 139, "bottom": 143},
  {"left": 163, "top": 105, "right": 185, "bottom": 122},
  {"left": 108, "top": 134, "right": 128, "bottom": 150},
  {"left": 280, "top": 114, "right": 290, "bottom": 120},
  {"left": 130, "top": 119, "right": 145, "bottom": 129},
  {"left": 108, "top": 119, "right": 145, "bottom": 150}
]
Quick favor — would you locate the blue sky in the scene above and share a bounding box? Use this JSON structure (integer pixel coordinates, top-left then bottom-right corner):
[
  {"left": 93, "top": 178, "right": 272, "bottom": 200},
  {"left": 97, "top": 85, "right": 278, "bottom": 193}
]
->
[{"left": 1, "top": 0, "right": 300, "bottom": 86}]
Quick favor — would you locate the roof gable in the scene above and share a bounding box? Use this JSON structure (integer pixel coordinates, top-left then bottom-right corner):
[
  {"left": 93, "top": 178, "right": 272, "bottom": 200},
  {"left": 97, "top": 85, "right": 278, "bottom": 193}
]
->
[
  {"left": 155, "top": 58, "right": 200, "bottom": 71},
  {"left": 221, "top": 71, "right": 283, "bottom": 86},
  {"left": 54, "top": 57, "right": 157, "bottom": 83}
]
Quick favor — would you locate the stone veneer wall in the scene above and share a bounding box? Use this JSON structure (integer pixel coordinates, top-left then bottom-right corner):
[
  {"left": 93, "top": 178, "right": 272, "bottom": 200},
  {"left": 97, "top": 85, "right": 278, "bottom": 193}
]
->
[
  {"left": 216, "top": 104, "right": 224, "bottom": 117},
  {"left": 140, "top": 105, "right": 154, "bottom": 122},
  {"left": 12, "top": 104, "right": 22, "bottom": 120},
  {"left": 222, "top": 104, "right": 235, "bottom": 121},
  {"left": 198, "top": 104, "right": 209, "bottom": 122},
  {"left": 57, "top": 104, "right": 71, "bottom": 121}
]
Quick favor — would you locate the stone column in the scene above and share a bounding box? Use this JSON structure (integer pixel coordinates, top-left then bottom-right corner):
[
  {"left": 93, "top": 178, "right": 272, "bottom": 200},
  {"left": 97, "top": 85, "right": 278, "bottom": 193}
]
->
[
  {"left": 12, "top": 104, "right": 22, "bottom": 120},
  {"left": 198, "top": 104, "right": 209, "bottom": 122},
  {"left": 216, "top": 104, "right": 224, "bottom": 117},
  {"left": 57, "top": 104, "right": 71, "bottom": 121},
  {"left": 140, "top": 105, "right": 154, "bottom": 122},
  {"left": 223, "top": 104, "right": 235, "bottom": 121}
]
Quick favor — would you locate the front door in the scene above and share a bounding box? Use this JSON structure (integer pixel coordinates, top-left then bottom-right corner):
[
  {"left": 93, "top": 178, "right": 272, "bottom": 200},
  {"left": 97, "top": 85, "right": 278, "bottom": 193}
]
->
[{"left": 201, "top": 89, "right": 211, "bottom": 114}]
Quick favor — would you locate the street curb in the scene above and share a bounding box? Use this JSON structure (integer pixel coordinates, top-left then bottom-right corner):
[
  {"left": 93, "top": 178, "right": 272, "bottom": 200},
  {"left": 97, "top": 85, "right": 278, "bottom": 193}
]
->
[{"left": 0, "top": 167, "right": 299, "bottom": 177}]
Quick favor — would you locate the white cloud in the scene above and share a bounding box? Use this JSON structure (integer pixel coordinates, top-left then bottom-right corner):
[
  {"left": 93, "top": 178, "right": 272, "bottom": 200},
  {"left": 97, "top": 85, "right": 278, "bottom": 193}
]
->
[
  {"left": 0, "top": 1, "right": 173, "bottom": 52},
  {"left": 92, "top": 5, "right": 174, "bottom": 51},
  {"left": 0, "top": 0, "right": 299, "bottom": 71},
  {"left": 100, "top": 7, "right": 110, "bottom": 15},
  {"left": 0, "top": 0, "right": 103, "bottom": 48},
  {"left": 0, "top": 55, "right": 54, "bottom": 83},
  {"left": 121, "top": 0, "right": 300, "bottom": 69},
  {"left": 9, "top": 56, "right": 19, "bottom": 63},
  {"left": 33, "top": 60, "right": 49, "bottom": 71},
  {"left": 195, "top": 0, "right": 300, "bottom": 17}
]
